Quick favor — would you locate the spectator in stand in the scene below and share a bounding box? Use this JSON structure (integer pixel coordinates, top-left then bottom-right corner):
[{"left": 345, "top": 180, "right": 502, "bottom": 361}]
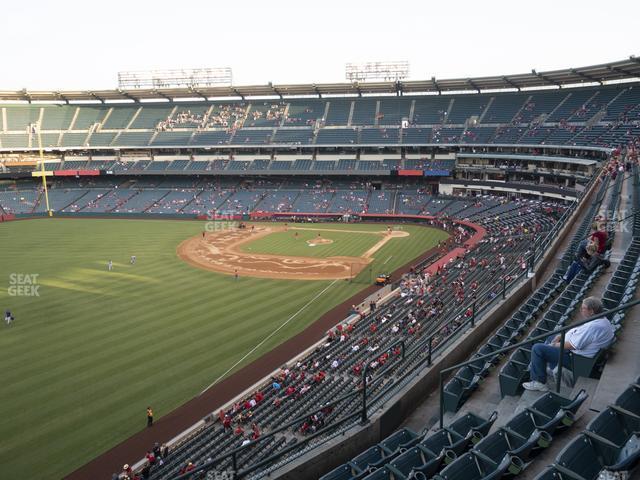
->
[
  {"left": 563, "top": 221, "right": 609, "bottom": 282},
  {"left": 160, "top": 443, "right": 170, "bottom": 459},
  {"left": 122, "top": 464, "right": 133, "bottom": 479},
  {"left": 523, "top": 297, "right": 614, "bottom": 392},
  {"left": 563, "top": 242, "right": 597, "bottom": 283},
  {"left": 223, "top": 414, "right": 232, "bottom": 430},
  {"left": 586, "top": 222, "right": 609, "bottom": 270},
  {"left": 139, "top": 461, "right": 151, "bottom": 480}
]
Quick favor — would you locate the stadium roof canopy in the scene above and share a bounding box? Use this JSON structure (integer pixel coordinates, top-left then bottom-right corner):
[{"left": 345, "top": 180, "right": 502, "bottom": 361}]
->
[{"left": 2, "top": 57, "right": 640, "bottom": 104}]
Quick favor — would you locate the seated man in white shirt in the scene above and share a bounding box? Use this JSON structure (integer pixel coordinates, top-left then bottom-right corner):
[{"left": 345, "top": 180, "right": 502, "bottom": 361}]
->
[{"left": 523, "top": 296, "right": 614, "bottom": 392}]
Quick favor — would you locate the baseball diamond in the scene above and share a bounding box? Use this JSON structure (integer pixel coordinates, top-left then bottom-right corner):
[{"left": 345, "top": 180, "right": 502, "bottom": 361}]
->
[{"left": 178, "top": 224, "right": 413, "bottom": 280}]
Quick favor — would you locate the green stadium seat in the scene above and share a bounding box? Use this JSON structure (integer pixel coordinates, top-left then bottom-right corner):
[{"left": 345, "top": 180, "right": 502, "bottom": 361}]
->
[
  {"left": 615, "top": 384, "right": 640, "bottom": 416},
  {"left": 387, "top": 445, "right": 445, "bottom": 478}
]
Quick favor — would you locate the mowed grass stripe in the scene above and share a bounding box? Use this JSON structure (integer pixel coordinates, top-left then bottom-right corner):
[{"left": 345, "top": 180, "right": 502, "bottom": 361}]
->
[
  {"left": 0, "top": 263, "right": 275, "bottom": 356},
  {"left": 0, "top": 219, "right": 445, "bottom": 479},
  {"left": 1, "top": 280, "right": 326, "bottom": 393}
]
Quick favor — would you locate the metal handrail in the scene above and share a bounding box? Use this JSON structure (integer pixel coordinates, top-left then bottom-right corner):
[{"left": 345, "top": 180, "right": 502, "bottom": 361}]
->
[{"left": 438, "top": 297, "right": 640, "bottom": 428}]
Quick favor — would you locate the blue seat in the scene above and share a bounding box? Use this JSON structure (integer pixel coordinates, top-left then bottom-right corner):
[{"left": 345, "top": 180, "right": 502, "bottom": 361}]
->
[
  {"left": 358, "top": 466, "right": 404, "bottom": 480},
  {"left": 503, "top": 411, "right": 553, "bottom": 451},
  {"left": 528, "top": 390, "right": 588, "bottom": 430},
  {"left": 420, "top": 429, "right": 466, "bottom": 457},
  {"left": 569, "top": 349, "right": 609, "bottom": 379},
  {"left": 443, "top": 378, "right": 471, "bottom": 413},
  {"left": 433, "top": 450, "right": 519, "bottom": 480},
  {"left": 586, "top": 406, "right": 640, "bottom": 449},
  {"left": 350, "top": 445, "right": 393, "bottom": 471},
  {"left": 388, "top": 445, "right": 444, "bottom": 478},
  {"left": 447, "top": 411, "right": 497, "bottom": 441},
  {"left": 380, "top": 428, "right": 421, "bottom": 455},
  {"left": 554, "top": 433, "right": 640, "bottom": 479},
  {"left": 475, "top": 426, "right": 545, "bottom": 464},
  {"left": 532, "top": 465, "right": 576, "bottom": 479},
  {"left": 320, "top": 463, "right": 361, "bottom": 480},
  {"left": 615, "top": 384, "right": 640, "bottom": 417}
]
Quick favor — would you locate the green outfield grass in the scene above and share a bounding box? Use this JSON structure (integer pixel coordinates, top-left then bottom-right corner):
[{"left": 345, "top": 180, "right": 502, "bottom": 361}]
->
[
  {"left": 240, "top": 224, "right": 394, "bottom": 258},
  {"left": 0, "top": 218, "right": 448, "bottom": 479}
]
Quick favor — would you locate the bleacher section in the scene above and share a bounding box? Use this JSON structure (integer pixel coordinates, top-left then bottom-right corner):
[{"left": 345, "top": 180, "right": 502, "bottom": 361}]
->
[{"left": 0, "top": 82, "right": 639, "bottom": 151}]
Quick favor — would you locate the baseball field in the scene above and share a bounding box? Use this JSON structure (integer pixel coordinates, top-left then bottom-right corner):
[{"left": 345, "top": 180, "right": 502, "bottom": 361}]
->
[{"left": 0, "top": 217, "right": 448, "bottom": 479}]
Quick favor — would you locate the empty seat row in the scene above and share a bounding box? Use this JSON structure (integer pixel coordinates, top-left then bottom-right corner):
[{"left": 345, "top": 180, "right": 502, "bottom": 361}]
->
[
  {"left": 535, "top": 379, "right": 640, "bottom": 480},
  {"left": 435, "top": 390, "right": 587, "bottom": 480},
  {"left": 320, "top": 412, "right": 497, "bottom": 480}
]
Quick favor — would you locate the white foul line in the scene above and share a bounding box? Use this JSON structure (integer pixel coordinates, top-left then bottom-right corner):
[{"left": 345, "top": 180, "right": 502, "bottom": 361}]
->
[
  {"left": 200, "top": 279, "right": 339, "bottom": 395},
  {"left": 383, "top": 256, "right": 393, "bottom": 265}
]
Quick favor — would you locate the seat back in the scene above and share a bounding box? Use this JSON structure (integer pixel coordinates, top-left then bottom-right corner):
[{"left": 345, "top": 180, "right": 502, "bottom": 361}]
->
[
  {"left": 615, "top": 384, "right": 640, "bottom": 417},
  {"left": 555, "top": 434, "right": 604, "bottom": 480},
  {"left": 586, "top": 407, "right": 638, "bottom": 446}
]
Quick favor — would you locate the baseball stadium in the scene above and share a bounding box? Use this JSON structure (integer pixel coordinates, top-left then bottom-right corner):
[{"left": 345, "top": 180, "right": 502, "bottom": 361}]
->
[{"left": 2, "top": 12, "right": 640, "bottom": 480}]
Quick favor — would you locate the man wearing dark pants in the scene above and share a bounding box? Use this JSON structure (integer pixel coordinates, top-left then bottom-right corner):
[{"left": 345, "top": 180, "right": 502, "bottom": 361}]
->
[
  {"left": 523, "top": 297, "right": 614, "bottom": 392},
  {"left": 147, "top": 406, "right": 154, "bottom": 427}
]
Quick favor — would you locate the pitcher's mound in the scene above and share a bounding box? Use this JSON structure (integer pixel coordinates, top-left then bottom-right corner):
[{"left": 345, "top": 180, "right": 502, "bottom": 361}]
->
[{"left": 307, "top": 238, "right": 333, "bottom": 247}]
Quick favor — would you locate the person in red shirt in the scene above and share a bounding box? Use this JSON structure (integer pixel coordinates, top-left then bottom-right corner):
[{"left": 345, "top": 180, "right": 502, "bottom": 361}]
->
[
  {"left": 590, "top": 223, "right": 608, "bottom": 255},
  {"left": 583, "top": 222, "right": 609, "bottom": 271},
  {"left": 223, "top": 415, "right": 232, "bottom": 430}
]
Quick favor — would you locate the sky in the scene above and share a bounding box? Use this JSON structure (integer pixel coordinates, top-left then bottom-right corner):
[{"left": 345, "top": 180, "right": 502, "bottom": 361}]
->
[{"left": 2, "top": 0, "right": 639, "bottom": 91}]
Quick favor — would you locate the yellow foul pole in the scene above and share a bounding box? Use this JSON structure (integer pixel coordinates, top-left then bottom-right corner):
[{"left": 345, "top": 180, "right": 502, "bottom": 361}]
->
[{"left": 35, "top": 124, "right": 52, "bottom": 217}]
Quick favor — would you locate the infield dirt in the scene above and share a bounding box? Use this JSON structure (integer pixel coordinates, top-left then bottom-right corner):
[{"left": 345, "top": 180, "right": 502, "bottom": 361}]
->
[{"left": 177, "top": 225, "right": 409, "bottom": 280}]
